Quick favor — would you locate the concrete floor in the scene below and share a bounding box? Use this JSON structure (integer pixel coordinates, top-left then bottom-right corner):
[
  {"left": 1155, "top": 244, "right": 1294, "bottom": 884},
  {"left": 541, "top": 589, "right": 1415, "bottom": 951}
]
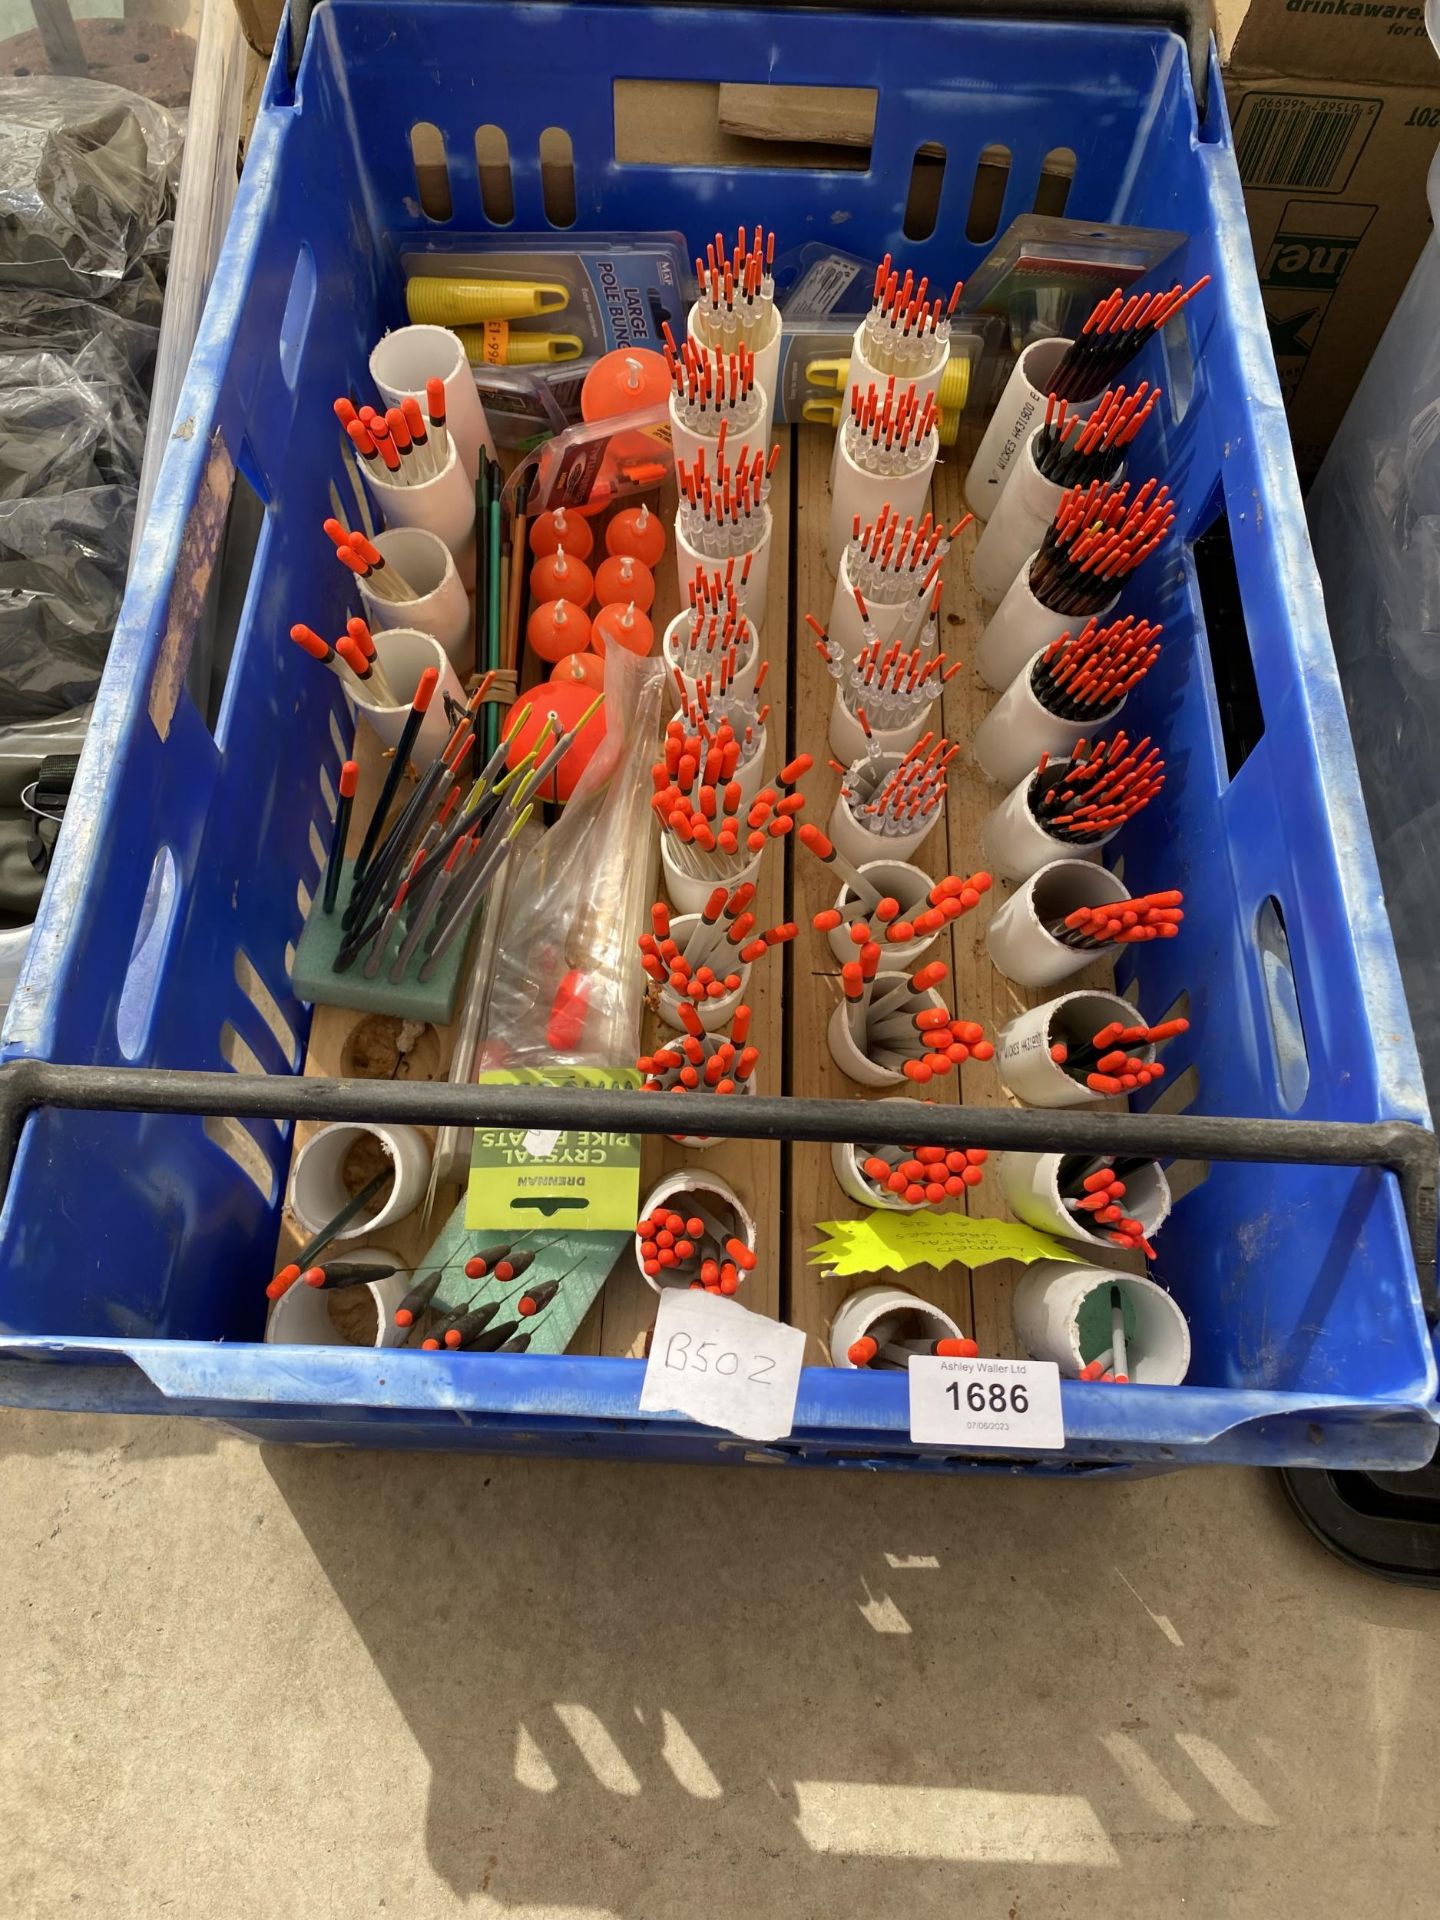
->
[{"left": 2, "top": 1418, "right": 1436, "bottom": 1917}]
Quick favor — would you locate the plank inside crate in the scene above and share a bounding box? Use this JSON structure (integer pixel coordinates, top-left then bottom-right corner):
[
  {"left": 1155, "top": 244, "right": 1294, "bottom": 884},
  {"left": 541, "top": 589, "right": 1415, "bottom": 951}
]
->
[
  {"left": 780, "top": 421, "right": 1121, "bottom": 1365},
  {"left": 596, "top": 449, "right": 791, "bottom": 1355}
]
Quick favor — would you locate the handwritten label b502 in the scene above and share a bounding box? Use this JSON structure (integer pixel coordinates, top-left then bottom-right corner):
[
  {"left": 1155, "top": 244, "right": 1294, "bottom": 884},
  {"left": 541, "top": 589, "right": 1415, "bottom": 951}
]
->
[{"left": 640, "top": 1291, "right": 805, "bottom": 1443}]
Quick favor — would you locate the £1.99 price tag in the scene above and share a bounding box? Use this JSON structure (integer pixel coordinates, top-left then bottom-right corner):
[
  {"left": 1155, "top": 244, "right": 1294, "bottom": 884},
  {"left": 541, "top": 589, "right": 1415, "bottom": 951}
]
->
[
  {"left": 639, "top": 1290, "right": 806, "bottom": 1443},
  {"left": 907, "top": 1355, "right": 1065, "bottom": 1450}
]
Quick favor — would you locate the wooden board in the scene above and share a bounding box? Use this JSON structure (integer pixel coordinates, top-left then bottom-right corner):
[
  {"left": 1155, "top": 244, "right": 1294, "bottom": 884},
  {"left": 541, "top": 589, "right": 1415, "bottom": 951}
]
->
[
  {"left": 597, "top": 444, "right": 792, "bottom": 1355},
  {"left": 780, "top": 421, "right": 1121, "bottom": 1364}
]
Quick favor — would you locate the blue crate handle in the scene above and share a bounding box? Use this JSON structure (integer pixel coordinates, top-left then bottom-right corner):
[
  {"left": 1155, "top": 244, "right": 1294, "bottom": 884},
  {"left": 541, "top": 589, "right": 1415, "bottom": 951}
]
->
[{"left": 285, "top": 0, "right": 1217, "bottom": 107}]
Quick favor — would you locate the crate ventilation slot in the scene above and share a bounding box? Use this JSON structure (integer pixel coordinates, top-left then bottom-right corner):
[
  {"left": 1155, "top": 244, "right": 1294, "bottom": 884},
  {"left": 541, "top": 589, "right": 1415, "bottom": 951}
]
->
[
  {"left": 233, "top": 947, "right": 300, "bottom": 1069},
  {"left": 116, "top": 845, "right": 179, "bottom": 1061},
  {"left": 1148, "top": 1063, "right": 1200, "bottom": 1116},
  {"left": 475, "top": 125, "right": 515, "bottom": 224},
  {"left": 966, "top": 144, "right": 1010, "bottom": 244},
  {"left": 1034, "top": 147, "right": 1076, "bottom": 217},
  {"left": 612, "top": 80, "right": 875, "bottom": 170},
  {"left": 540, "top": 127, "right": 576, "bottom": 228},
  {"left": 903, "top": 143, "right": 946, "bottom": 241},
  {"left": 410, "top": 122, "right": 452, "bottom": 221},
  {"left": 203, "top": 1116, "right": 277, "bottom": 1202}
]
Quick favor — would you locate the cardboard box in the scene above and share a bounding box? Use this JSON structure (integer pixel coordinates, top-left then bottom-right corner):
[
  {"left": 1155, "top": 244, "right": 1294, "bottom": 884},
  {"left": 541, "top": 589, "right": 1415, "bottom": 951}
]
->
[{"left": 1220, "top": 0, "right": 1440, "bottom": 475}]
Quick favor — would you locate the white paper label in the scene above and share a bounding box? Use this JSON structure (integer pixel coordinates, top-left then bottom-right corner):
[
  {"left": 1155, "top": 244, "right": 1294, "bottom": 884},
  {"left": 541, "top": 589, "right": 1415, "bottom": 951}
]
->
[
  {"left": 521, "top": 1128, "right": 561, "bottom": 1159},
  {"left": 908, "top": 1356, "right": 1065, "bottom": 1450},
  {"left": 639, "top": 1291, "right": 805, "bottom": 1443}
]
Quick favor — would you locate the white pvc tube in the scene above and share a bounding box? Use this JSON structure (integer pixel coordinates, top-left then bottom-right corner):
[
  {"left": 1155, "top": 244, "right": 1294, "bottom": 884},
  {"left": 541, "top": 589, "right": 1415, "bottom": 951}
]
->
[
  {"left": 751, "top": 306, "right": 781, "bottom": 444},
  {"left": 365, "top": 629, "right": 465, "bottom": 766},
  {"left": 361, "top": 433, "right": 477, "bottom": 591},
  {"left": 828, "top": 756, "right": 934, "bottom": 867},
  {"left": 829, "top": 686, "right": 929, "bottom": 764},
  {"left": 673, "top": 507, "right": 771, "bottom": 626},
  {"left": 980, "top": 772, "right": 1110, "bottom": 885},
  {"left": 667, "top": 383, "right": 765, "bottom": 478},
  {"left": 634, "top": 1169, "right": 756, "bottom": 1293},
  {"left": 826, "top": 427, "right": 938, "bottom": 576},
  {"left": 287, "top": 1123, "right": 431, "bottom": 1242},
  {"left": 972, "top": 647, "right": 1125, "bottom": 789},
  {"left": 370, "top": 323, "right": 494, "bottom": 479},
  {"left": 827, "top": 982, "right": 945, "bottom": 1088},
  {"left": 663, "top": 609, "right": 759, "bottom": 705},
  {"left": 357, "top": 527, "right": 471, "bottom": 671},
  {"left": 660, "top": 832, "right": 761, "bottom": 915},
  {"left": 985, "top": 859, "right": 1131, "bottom": 989},
  {"left": 969, "top": 432, "right": 1123, "bottom": 605},
  {"left": 1012, "top": 1261, "right": 1191, "bottom": 1384},
  {"left": 830, "top": 1282, "right": 963, "bottom": 1369},
  {"left": 668, "top": 706, "right": 767, "bottom": 811},
  {"left": 265, "top": 1246, "right": 410, "bottom": 1348},
  {"left": 974, "top": 556, "right": 1119, "bottom": 692},
  {"left": 827, "top": 545, "right": 920, "bottom": 659},
  {"left": 687, "top": 297, "right": 781, "bottom": 445},
  {"left": 830, "top": 1121, "right": 931, "bottom": 1213},
  {"left": 998, "top": 1150, "right": 1171, "bottom": 1250},
  {"left": 848, "top": 318, "right": 951, "bottom": 411},
  {"left": 657, "top": 913, "right": 751, "bottom": 1033},
  {"left": 995, "top": 989, "right": 1151, "bottom": 1107},
  {"left": 965, "top": 336, "right": 1092, "bottom": 521},
  {"left": 825, "top": 859, "right": 939, "bottom": 964},
  {"left": 832, "top": 1141, "right": 918, "bottom": 1211},
  {"left": 669, "top": 1072, "right": 757, "bottom": 1150}
]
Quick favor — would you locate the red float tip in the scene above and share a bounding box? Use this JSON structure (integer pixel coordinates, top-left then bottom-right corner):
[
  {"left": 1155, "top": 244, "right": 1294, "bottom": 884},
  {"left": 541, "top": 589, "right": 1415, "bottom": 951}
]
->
[
  {"left": 290, "top": 624, "right": 330, "bottom": 661},
  {"left": 338, "top": 760, "right": 359, "bottom": 800}
]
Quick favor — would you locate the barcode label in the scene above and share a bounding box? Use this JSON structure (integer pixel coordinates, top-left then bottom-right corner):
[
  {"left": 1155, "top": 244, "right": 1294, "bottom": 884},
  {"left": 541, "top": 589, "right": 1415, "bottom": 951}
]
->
[{"left": 1232, "top": 92, "right": 1381, "bottom": 193}]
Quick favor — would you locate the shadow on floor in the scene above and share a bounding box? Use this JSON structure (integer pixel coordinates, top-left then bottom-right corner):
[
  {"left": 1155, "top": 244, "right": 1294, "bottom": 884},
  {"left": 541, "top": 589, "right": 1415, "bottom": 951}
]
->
[{"left": 262, "top": 1445, "right": 1440, "bottom": 1916}]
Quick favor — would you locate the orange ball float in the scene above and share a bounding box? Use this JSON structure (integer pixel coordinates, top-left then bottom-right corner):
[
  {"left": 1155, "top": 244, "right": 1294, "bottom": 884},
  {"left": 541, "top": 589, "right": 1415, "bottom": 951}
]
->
[
  {"left": 503, "top": 680, "right": 607, "bottom": 804},
  {"left": 550, "top": 649, "right": 604, "bottom": 689},
  {"left": 526, "top": 597, "right": 592, "bottom": 664},
  {"left": 604, "top": 501, "right": 666, "bottom": 567},
  {"left": 529, "top": 545, "right": 594, "bottom": 607},
  {"left": 580, "top": 348, "right": 670, "bottom": 422},
  {"left": 529, "top": 507, "right": 594, "bottom": 562},
  {"left": 591, "top": 601, "right": 654, "bottom": 658},
  {"left": 593, "top": 551, "right": 655, "bottom": 613}
]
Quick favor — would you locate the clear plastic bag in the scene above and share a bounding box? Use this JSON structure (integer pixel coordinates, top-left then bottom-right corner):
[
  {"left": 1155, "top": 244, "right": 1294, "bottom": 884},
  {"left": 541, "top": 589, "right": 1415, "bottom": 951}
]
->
[
  {"left": 0, "top": 484, "right": 134, "bottom": 719},
  {"left": 1309, "top": 144, "right": 1440, "bottom": 1110},
  {"left": 479, "top": 641, "right": 666, "bottom": 1070},
  {"left": 0, "top": 278, "right": 163, "bottom": 384},
  {"left": 0, "top": 335, "right": 149, "bottom": 500},
  {"left": 0, "top": 75, "right": 179, "bottom": 727},
  {"left": 0, "top": 77, "right": 182, "bottom": 299}
]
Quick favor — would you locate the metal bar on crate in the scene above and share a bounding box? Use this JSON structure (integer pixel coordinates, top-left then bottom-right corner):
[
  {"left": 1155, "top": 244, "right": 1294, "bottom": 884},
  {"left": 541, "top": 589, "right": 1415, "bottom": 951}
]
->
[{"left": 0, "top": 1058, "right": 1429, "bottom": 1314}]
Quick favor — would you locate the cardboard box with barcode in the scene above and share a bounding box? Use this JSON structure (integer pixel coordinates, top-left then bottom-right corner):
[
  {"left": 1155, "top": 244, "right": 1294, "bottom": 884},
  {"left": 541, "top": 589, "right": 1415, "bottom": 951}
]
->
[{"left": 1220, "top": 0, "right": 1439, "bottom": 476}]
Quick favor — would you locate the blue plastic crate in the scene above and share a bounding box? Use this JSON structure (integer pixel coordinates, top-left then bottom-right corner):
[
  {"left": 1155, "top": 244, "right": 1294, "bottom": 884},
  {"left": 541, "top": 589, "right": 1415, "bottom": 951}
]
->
[{"left": 0, "top": 0, "right": 1435, "bottom": 1470}]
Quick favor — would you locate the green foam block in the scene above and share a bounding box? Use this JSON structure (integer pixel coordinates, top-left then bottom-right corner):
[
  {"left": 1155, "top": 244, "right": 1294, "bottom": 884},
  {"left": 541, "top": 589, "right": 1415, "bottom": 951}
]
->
[
  {"left": 414, "top": 1193, "right": 625, "bottom": 1355},
  {"left": 289, "top": 860, "right": 483, "bottom": 1025}
]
